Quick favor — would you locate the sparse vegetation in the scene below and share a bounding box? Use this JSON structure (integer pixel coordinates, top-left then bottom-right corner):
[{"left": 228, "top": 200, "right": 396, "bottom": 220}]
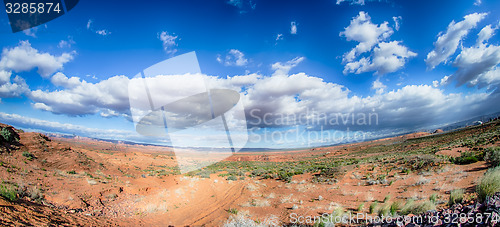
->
[
  {"left": 450, "top": 151, "right": 481, "bottom": 165},
  {"left": 357, "top": 203, "right": 364, "bottom": 212},
  {"left": 448, "top": 189, "right": 464, "bottom": 206},
  {"left": 369, "top": 201, "right": 378, "bottom": 214},
  {"left": 383, "top": 194, "right": 391, "bottom": 203},
  {"left": 377, "top": 203, "right": 390, "bottom": 216},
  {"left": 227, "top": 208, "right": 238, "bottom": 215},
  {"left": 22, "top": 151, "right": 35, "bottom": 161},
  {"left": 390, "top": 201, "right": 402, "bottom": 215},
  {"left": 484, "top": 146, "right": 500, "bottom": 167},
  {"left": 401, "top": 199, "right": 436, "bottom": 215},
  {"left": 429, "top": 193, "right": 438, "bottom": 204},
  {"left": 476, "top": 166, "right": 500, "bottom": 202},
  {"left": 0, "top": 183, "right": 17, "bottom": 201}
]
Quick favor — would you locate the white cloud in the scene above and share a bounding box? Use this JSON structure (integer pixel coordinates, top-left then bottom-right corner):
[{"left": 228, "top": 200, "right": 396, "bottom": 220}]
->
[
  {"left": 477, "top": 24, "right": 497, "bottom": 45},
  {"left": 10, "top": 52, "right": 500, "bottom": 139},
  {"left": 86, "top": 19, "right": 92, "bottom": 30},
  {"left": 271, "top": 57, "right": 305, "bottom": 76},
  {"left": 58, "top": 36, "right": 75, "bottom": 48},
  {"left": 340, "top": 12, "right": 415, "bottom": 75},
  {"left": 227, "top": 0, "right": 256, "bottom": 13},
  {"left": 0, "top": 112, "right": 135, "bottom": 140},
  {"left": 276, "top": 33, "right": 283, "bottom": 41},
  {"left": 474, "top": 0, "right": 482, "bottom": 6},
  {"left": 336, "top": 0, "right": 365, "bottom": 5},
  {"left": 0, "top": 70, "right": 29, "bottom": 98},
  {"left": 340, "top": 11, "right": 393, "bottom": 61},
  {"left": 290, "top": 21, "right": 297, "bottom": 35},
  {"left": 425, "top": 12, "right": 487, "bottom": 70},
  {"left": 0, "top": 40, "right": 75, "bottom": 77},
  {"left": 23, "top": 27, "right": 38, "bottom": 38},
  {"left": 96, "top": 29, "right": 111, "bottom": 36},
  {"left": 430, "top": 18, "right": 500, "bottom": 91},
  {"left": 243, "top": 60, "right": 496, "bottom": 131},
  {"left": 432, "top": 75, "right": 450, "bottom": 87},
  {"left": 30, "top": 73, "right": 130, "bottom": 116},
  {"left": 371, "top": 78, "right": 386, "bottom": 94},
  {"left": 158, "top": 31, "right": 178, "bottom": 55},
  {"left": 86, "top": 19, "right": 111, "bottom": 36},
  {"left": 451, "top": 43, "right": 500, "bottom": 88},
  {"left": 393, "top": 16, "right": 402, "bottom": 31},
  {"left": 219, "top": 49, "right": 248, "bottom": 66}
]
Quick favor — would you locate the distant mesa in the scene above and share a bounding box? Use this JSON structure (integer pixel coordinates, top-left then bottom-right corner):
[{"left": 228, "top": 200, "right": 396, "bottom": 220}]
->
[{"left": 433, "top": 129, "right": 444, "bottom": 134}]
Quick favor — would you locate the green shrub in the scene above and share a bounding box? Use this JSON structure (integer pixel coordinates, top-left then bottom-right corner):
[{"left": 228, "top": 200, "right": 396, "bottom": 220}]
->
[
  {"left": 476, "top": 166, "right": 500, "bottom": 202},
  {"left": 0, "top": 184, "right": 17, "bottom": 202},
  {"left": 429, "top": 193, "right": 438, "bottom": 204},
  {"left": 227, "top": 208, "right": 238, "bottom": 215},
  {"left": 390, "top": 201, "right": 402, "bottom": 215},
  {"left": 450, "top": 152, "right": 479, "bottom": 165},
  {"left": 22, "top": 151, "right": 35, "bottom": 161},
  {"left": 67, "top": 170, "right": 77, "bottom": 174},
  {"left": 357, "top": 203, "right": 365, "bottom": 212},
  {"left": 0, "top": 127, "right": 18, "bottom": 143},
  {"left": 369, "top": 201, "right": 378, "bottom": 214},
  {"left": 484, "top": 147, "right": 500, "bottom": 167},
  {"left": 448, "top": 189, "right": 464, "bottom": 206},
  {"left": 226, "top": 175, "right": 238, "bottom": 181}
]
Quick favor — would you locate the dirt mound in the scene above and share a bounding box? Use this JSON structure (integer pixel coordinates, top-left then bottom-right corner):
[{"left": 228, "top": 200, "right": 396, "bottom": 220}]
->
[{"left": 434, "top": 129, "right": 444, "bottom": 134}]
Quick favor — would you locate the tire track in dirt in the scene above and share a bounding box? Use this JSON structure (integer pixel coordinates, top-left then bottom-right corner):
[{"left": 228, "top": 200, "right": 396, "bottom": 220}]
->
[{"left": 187, "top": 182, "right": 245, "bottom": 226}]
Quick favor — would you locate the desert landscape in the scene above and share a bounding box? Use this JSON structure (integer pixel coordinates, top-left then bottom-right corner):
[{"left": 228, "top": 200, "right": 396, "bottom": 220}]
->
[{"left": 0, "top": 118, "right": 499, "bottom": 226}]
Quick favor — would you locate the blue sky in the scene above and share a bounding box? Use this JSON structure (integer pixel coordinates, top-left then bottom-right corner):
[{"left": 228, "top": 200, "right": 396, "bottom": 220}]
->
[{"left": 1, "top": 0, "right": 500, "bottom": 148}]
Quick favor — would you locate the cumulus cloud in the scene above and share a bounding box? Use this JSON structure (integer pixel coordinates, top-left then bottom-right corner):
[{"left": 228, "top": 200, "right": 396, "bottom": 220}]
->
[
  {"left": 477, "top": 24, "right": 497, "bottom": 45},
  {"left": 425, "top": 12, "right": 487, "bottom": 70},
  {"left": 242, "top": 58, "right": 496, "bottom": 131},
  {"left": 217, "top": 49, "right": 248, "bottom": 66},
  {"left": 0, "top": 70, "right": 29, "bottom": 98},
  {"left": 30, "top": 73, "right": 130, "bottom": 116},
  {"left": 432, "top": 75, "right": 450, "bottom": 88},
  {"left": 158, "top": 31, "right": 178, "bottom": 55},
  {"left": 271, "top": 57, "right": 305, "bottom": 76},
  {"left": 340, "top": 12, "right": 416, "bottom": 75},
  {"left": 0, "top": 41, "right": 75, "bottom": 77},
  {"left": 6, "top": 52, "right": 500, "bottom": 145},
  {"left": 429, "top": 16, "right": 500, "bottom": 91},
  {"left": 0, "top": 41, "right": 74, "bottom": 98},
  {"left": 290, "top": 21, "right": 297, "bottom": 35},
  {"left": 371, "top": 78, "right": 386, "bottom": 94},
  {"left": 450, "top": 43, "right": 500, "bottom": 88}
]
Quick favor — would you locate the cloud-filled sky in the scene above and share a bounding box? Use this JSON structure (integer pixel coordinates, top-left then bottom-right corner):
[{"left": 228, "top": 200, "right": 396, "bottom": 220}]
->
[{"left": 1, "top": 0, "right": 500, "bottom": 148}]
